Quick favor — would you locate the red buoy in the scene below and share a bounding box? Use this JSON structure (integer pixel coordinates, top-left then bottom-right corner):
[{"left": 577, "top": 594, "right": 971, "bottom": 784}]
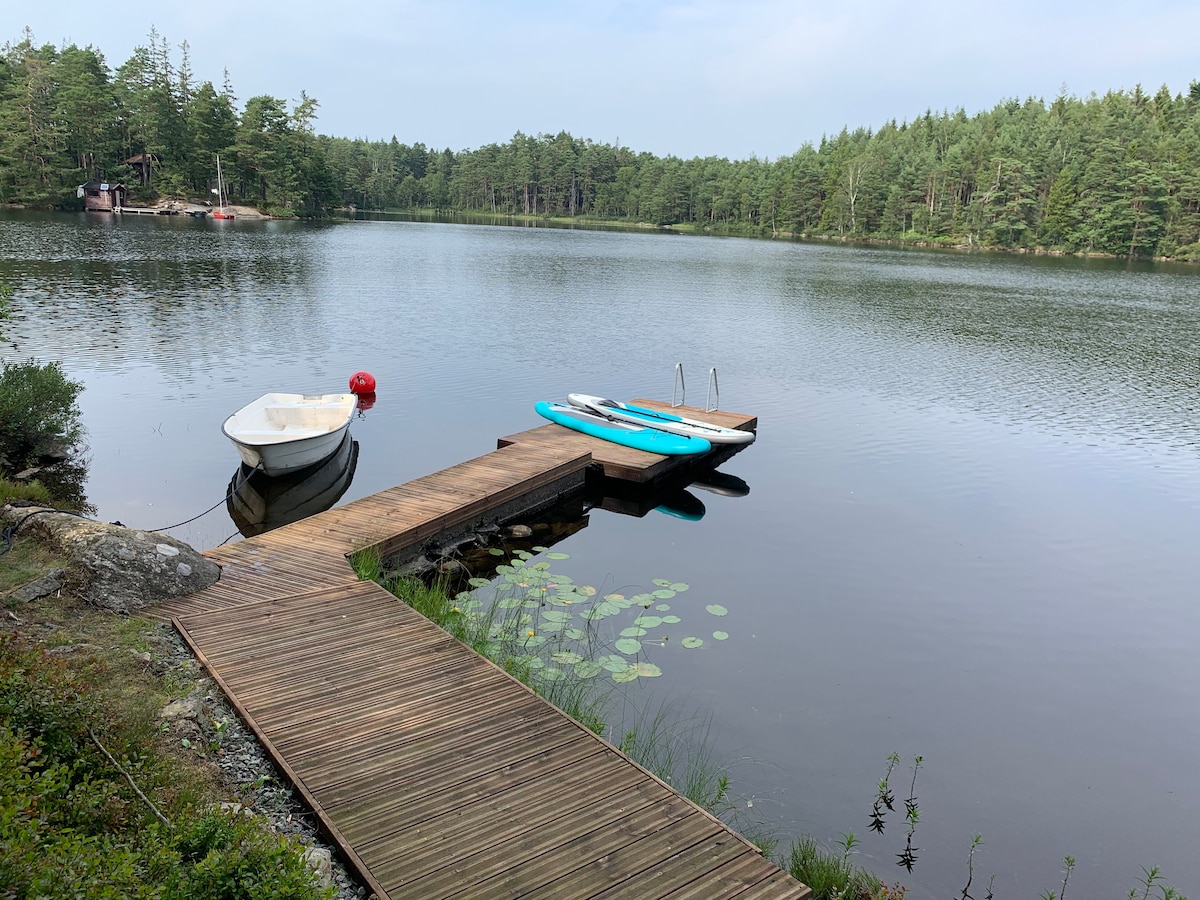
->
[{"left": 349, "top": 371, "right": 376, "bottom": 393}]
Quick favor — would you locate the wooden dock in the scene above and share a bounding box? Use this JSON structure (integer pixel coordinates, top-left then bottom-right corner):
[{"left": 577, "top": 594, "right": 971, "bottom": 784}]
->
[{"left": 153, "top": 408, "right": 805, "bottom": 900}]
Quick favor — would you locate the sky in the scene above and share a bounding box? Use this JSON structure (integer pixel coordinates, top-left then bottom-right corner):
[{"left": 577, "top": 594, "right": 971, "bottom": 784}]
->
[{"left": 12, "top": 1, "right": 1200, "bottom": 161}]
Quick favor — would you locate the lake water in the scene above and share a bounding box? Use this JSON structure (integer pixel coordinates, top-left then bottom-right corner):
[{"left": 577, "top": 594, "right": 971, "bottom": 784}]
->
[{"left": 3, "top": 210, "right": 1199, "bottom": 898}]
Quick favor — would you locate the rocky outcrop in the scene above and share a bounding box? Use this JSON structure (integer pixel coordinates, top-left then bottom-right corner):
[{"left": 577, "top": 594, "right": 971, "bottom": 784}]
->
[{"left": 0, "top": 505, "right": 220, "bottom": 613}]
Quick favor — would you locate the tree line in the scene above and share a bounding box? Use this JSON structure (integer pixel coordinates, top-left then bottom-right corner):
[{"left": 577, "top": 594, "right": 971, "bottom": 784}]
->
[{"left": 2, "top": 28, "right": 1199, "bottom": 259}]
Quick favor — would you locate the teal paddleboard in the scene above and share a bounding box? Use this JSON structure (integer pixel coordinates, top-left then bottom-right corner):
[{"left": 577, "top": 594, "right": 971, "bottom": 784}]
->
[{"left": 535, "top": 401, "right": 712, "bottom": 455}]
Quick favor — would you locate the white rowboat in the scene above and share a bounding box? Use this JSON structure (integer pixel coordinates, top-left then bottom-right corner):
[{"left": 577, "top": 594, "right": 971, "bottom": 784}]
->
[{"left": 222, "top": 392, "right": 357, "bottom": 476}]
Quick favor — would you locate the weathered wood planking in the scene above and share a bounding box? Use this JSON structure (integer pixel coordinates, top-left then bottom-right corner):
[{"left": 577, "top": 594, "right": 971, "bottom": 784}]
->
[
  {"left": 498, "top": 400, "right": 756, "bottom": 483},
  {"left": 151, "top": 443, "right": 590, "bottom": 621},
  {"left": 174, "top": 585, "right": 808, "bottom": 900}
]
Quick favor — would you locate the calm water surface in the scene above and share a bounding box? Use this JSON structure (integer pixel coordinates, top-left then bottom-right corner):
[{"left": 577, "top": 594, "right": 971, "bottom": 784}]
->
[{"left": 3, "top": 210, "right": 1199, "bottom": 898}]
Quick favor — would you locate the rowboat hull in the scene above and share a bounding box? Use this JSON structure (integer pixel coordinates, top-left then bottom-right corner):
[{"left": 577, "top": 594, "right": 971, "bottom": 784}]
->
[{"left": 222, "top": 392, "right": 357, "bottom": 476}]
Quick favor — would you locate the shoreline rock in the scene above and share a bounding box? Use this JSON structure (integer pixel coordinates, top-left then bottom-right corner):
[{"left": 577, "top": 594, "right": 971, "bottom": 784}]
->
[{"left": 1, "top": 504, "right": 220, "bottom": 614}]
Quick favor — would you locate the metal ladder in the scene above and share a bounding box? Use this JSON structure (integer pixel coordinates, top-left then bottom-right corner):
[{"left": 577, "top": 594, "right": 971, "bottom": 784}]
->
[{"left": 671, "top": 363, "right": 720, "bottom": 412}]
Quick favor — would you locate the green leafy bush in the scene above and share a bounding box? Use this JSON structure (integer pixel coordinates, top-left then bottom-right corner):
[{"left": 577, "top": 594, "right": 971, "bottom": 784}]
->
[
  {"left": 0, "top": 359, "right": 84, "bottom": 469},
  {"left": 0, "top": 634, "right": 333, "bottom": 900}
]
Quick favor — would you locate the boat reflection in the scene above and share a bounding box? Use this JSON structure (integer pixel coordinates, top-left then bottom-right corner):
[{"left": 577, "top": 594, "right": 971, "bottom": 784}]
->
[
  {"left": 226, "top": 433, "right": 359, "bottom": 537},
  {"left": 587, "top": 465, "right": 750, "bottom": 519},
  {"left": 688, "top": 469, "right": 749, "bottom": 498},
  {"left": 653, "top": 489, "right": 706, "bottom": 521}
]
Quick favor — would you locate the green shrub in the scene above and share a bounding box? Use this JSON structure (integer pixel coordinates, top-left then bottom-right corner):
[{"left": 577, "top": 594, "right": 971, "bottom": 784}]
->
[
  {"left": 162, "top": 809, "right": 332, "bottom": 900},
  {"left": 0, "top": 634, "right": 333, "bottom": 900},
  {"left": 0, "top": 359, "right": 84, "bottom": 469}
]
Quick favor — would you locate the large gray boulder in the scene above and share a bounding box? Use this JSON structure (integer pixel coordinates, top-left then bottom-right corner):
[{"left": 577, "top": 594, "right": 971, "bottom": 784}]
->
[{"left": 1, "top": 505, "right": 220, "bottom": 614}]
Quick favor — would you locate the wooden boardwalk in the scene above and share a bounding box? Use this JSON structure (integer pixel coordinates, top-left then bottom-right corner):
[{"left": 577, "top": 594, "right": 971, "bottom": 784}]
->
[{"left": 154, "top": 416, "right": 807, "bottom": 900}]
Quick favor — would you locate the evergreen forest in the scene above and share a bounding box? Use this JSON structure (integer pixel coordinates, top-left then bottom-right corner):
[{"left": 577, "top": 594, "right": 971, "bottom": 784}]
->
[{"left": 2, "top": 27, "right": 1199, "bottom": 260}]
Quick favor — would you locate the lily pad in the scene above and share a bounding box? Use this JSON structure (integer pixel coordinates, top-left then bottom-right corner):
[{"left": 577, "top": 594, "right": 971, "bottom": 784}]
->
[
  {"left": 653, "top": 578, "right": 672, "bottom": 587},
  {"left": 669, "top": 582, "right": 690, "bottom": 592},
  {"left": 661, "top": 614, "right": 681, "bottom": 624},
  {"left": 612, "top": 666, "right": 640, "bottom": 683},
  {"left": 541, "top": 610, "right": 573, "bottom": 625},
  {"left": 681, "top": 636, "right": 704, "bottom": 649},
  {"left": 573, "top": 661, "right": 603, "bottom": 679},
  {"left": 488, "top": 548, "right": 505, "bottom": 556},
  {"left": 532, "top": 546, "right": 549, "bottom": 553},
  {"left": 468, "top": 577, "right": 490, "bottom": 588},
  {"left": 633, "top": 615, "right": 663, "bottom": 629},
  {"left": 655, "top": 603, "right": 671, "bottom": 612},
  {"left": 546, "top": 551, "right": 570, "bottom": 559},
  {"left": 537, "top": 666, "right": 565, "bottom": 682},
  {"left": 598, "top": 654, "right": 631, "bottom": 673},
  {"left": 705, "top": 604, "right": 728, "bottom": 617},
  {"left": 713, "top": 630, "right": 729, "bottom": 640},
  {"left": 615, "top": 638, "right": 642, "bottom": 655},
  {"left": 634, "top": 662, "right": 663, "bottom": 678},
  {"left": 551, "top": 649, "right": 584, "bottom": 665},
  {"left": 620, "top": 626, "right": 647, "bottom": 637},
  {"left": 652, "top": 588, "right": 677, "bottom": 600},
  {"left": 564, "top": 627, "right": 586, "bottom": 641}
]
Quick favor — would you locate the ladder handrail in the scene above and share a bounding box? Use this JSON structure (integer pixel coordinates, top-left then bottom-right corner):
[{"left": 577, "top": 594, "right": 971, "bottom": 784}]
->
[
  {"left": 706, "top": 368, "right": 720, "bottom": 412},
  {"left": 671, "top": 363, "right": 685, "bottom": 408}
]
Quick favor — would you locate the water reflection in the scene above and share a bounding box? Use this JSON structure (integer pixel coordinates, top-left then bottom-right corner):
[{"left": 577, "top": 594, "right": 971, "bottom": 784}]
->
[
  {"left": 226, "top": 434, "right": 358, "bottom": 537},
  {"left": 653, "top": 488, "right": 706, "bottom": 521},
  {"left": 689, "top": 469, "right": 750, "bottom": 498},
  {"left": 17, "top": 455, "right": 95, "bottom": 517},
  {"left": 587, "top": 465, "right": 750, "bottom": 519}
]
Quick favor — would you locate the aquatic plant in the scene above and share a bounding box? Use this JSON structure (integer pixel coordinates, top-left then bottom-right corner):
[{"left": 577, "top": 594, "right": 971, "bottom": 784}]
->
[
  {"left": 448, "top": 549, "right": 698, "bottom": 689},
  {"left": 784, "top": 834, "right": 891, "bottom": 900},
  {"left": 348, "top": 544, "right": 383, "bottom": 582},
  {"left": 616, "top": 702, "right": 732, "bottom": 814},
  {"left": 1040, "top": 855, "right": 1075, "bottom": 900}
]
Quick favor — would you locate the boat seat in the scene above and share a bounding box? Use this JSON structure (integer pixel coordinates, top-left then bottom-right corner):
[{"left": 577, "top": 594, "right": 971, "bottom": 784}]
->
[
  {"left": 232, "top": 427, "right": 327, "bottom": 441},
  {"left": 263, "top": 405, "right": 336, "bottom": 428}
]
